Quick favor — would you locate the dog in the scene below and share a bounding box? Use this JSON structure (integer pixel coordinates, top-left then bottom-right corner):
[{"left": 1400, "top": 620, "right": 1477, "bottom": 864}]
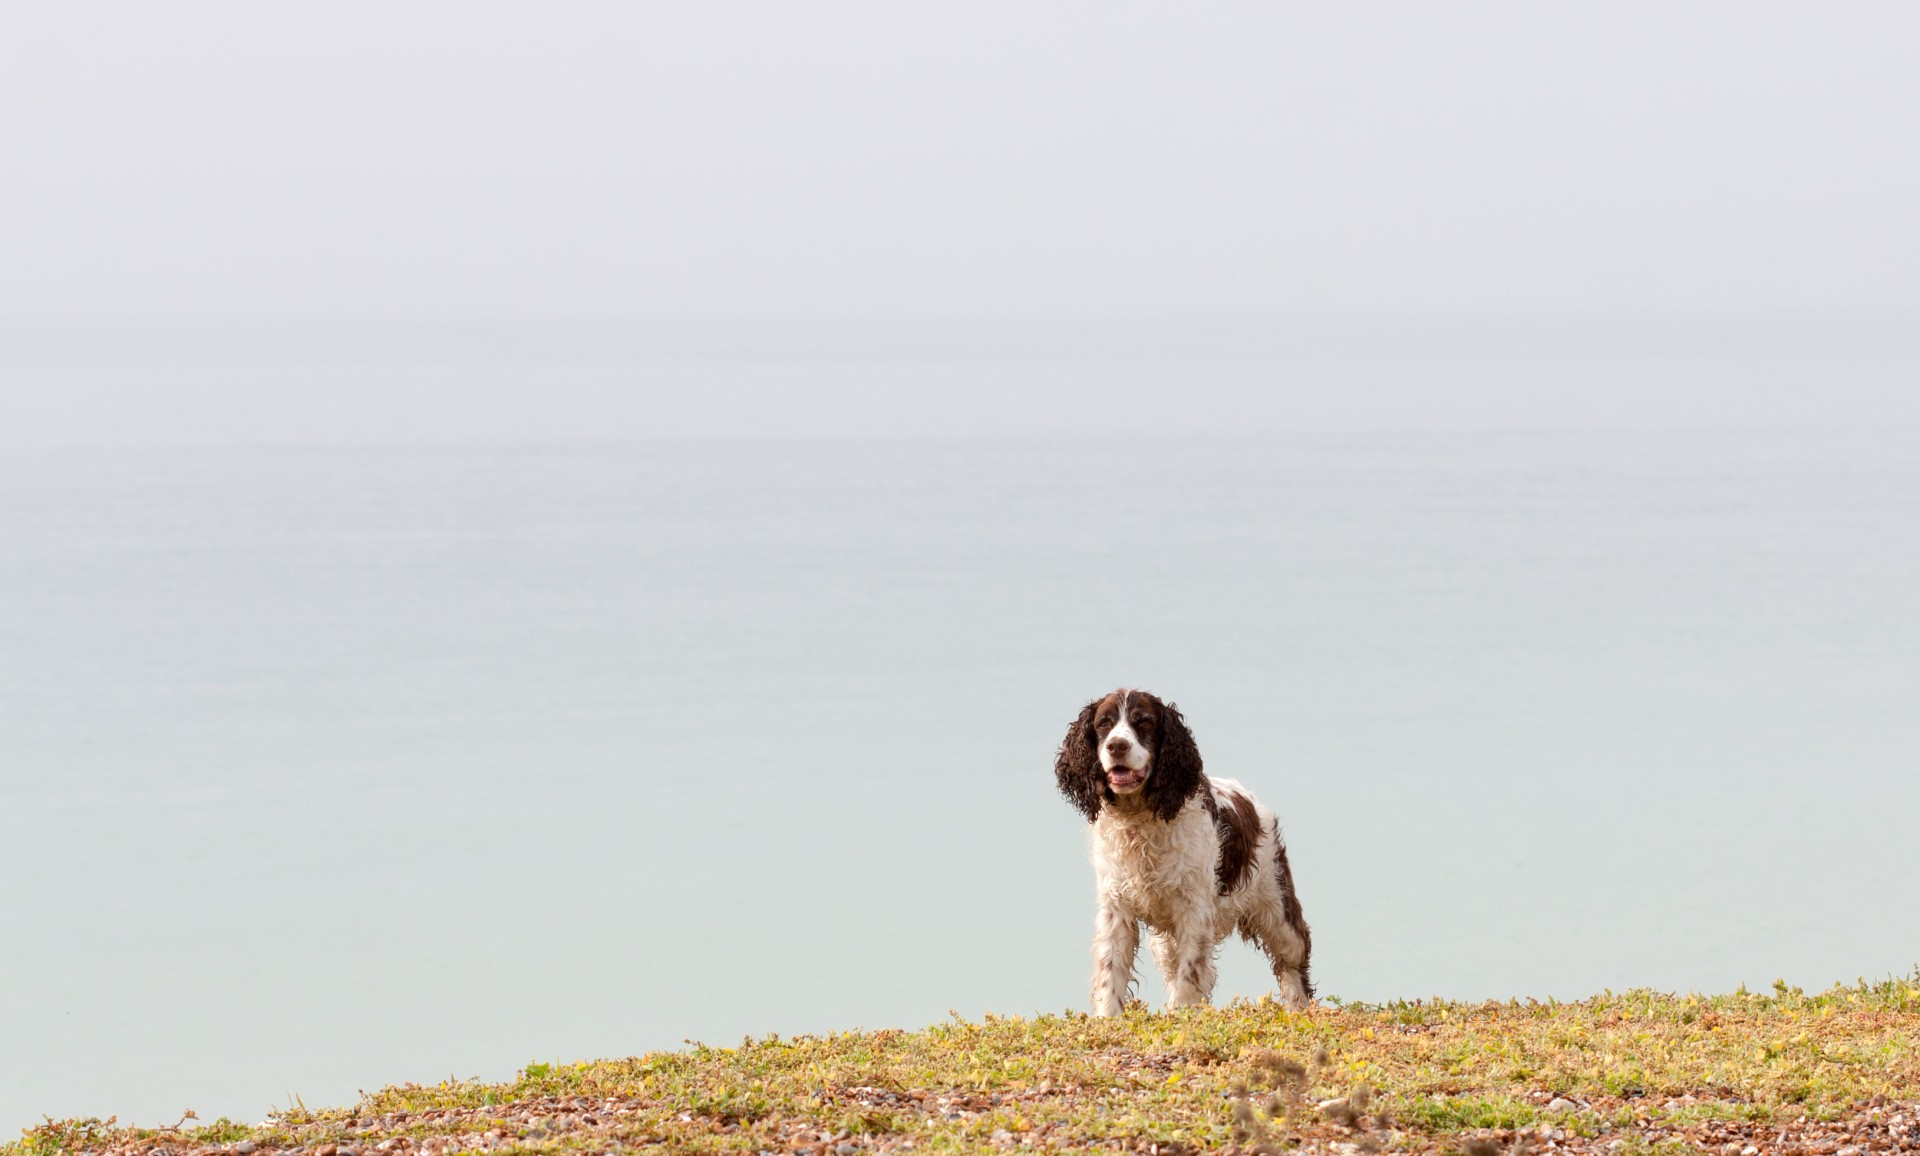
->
[{"left": 1054, "top": 688, "right": 1312, "bottom": 1014}]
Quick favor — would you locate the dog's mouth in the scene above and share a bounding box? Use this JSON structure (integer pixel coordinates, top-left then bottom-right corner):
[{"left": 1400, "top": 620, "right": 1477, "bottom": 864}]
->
[{"left": 1105, "top": 767, "right": 1146, "bottom": 791}]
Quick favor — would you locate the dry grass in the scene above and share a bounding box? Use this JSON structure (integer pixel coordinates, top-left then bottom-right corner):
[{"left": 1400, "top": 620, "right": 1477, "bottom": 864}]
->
[{"left": 12, "top": 976, "right": 1920, "bottom": 1156}]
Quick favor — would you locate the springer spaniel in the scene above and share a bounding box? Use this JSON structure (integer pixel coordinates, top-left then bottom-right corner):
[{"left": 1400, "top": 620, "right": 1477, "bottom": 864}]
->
[{"left": 1055, "top": 689, "right": 1312, "bottom": 1015}]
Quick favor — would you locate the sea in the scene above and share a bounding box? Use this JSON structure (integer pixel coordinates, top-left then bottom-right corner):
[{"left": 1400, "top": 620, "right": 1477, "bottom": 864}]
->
[{"left": 4, "top": 429, "right": 1917, "bottom": 1132}]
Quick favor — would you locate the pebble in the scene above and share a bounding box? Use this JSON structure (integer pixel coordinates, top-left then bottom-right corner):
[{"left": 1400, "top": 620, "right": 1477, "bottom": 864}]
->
[
  {"left": 234, "top": 1144, "right": 256, "bottom": 1155},
  {"left": 1547, "top": 1098, "right": 1576, "bottom": 1112}
]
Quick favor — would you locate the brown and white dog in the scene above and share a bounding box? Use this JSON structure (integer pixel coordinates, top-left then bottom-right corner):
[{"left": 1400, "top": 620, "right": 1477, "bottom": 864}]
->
[{"left": 1055, "top": 689, "right": 1312, "bottom": 1014}]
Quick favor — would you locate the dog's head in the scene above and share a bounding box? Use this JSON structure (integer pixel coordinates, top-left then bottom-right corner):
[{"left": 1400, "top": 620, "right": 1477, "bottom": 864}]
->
[{"left": 1054, "top": 688, "right": 1204, "bottom": 822}]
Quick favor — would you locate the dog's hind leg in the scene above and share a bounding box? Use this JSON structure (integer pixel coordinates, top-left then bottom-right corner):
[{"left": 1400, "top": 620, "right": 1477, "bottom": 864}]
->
[
  {"left": 1244, "top": 827, "right": 1313, "bottom": 1010},
  {"left": 1147, "top": 929, "right": 1175, "bottom": 987},
  {"left": 1243, "top": 905, "right": 1312, "bottom": 1010}
]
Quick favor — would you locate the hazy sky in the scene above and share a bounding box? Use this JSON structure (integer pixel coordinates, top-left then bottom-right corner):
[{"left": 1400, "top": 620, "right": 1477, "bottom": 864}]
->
[{"left": 2, "top": 3, "right": 1917, "bottom": 442}]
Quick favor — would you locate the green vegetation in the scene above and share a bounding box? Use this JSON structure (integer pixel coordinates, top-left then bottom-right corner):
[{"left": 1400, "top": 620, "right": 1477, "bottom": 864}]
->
[{"left": 13, "top": 976, "right": 1919, "bottom": 1155}]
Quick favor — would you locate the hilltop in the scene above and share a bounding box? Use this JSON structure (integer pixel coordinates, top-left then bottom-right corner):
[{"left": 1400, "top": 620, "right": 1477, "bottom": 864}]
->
[{"left": 12, "top": 977, "right": 1919, "bottom": 1156}]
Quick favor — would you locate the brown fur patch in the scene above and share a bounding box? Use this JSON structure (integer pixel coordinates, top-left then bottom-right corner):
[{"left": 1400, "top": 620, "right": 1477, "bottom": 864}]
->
[
  {"left": 1271, "top": 824, "right": 1314, "bottom": 999},
  {"left": 1206, "top": 786, "right": 1262, "bottom": 896}
]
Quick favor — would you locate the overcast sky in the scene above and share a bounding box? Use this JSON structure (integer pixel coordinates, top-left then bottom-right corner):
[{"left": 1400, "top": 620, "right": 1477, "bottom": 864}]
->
[{"left": 2, "top": 3, "right": 1917, "bottom": 443}]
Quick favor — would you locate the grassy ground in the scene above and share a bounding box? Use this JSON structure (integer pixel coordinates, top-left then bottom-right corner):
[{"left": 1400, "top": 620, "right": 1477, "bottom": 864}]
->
[{"left": 12, "top": 977, "right": 1919, "bottom": 1156}]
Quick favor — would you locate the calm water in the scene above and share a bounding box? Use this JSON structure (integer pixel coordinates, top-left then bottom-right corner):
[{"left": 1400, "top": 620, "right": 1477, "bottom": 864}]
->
[{"left": 4, "top": 430, "right": 1918, "bottom": 1132}]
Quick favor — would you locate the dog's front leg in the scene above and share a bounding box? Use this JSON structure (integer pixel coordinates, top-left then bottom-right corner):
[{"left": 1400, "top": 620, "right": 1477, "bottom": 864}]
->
[
  {"left": 1090, "top": 901, "right": 1139, "bottom": 1016},
  {"left": 1162, "top": 904, "right": 1219, "bottom": 1008}
]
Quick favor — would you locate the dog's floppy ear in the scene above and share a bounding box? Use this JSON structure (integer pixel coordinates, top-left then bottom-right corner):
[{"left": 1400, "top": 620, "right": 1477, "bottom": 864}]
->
[
  {"left": 1143, "top": 695, "right": 1204, "bottom": 821},
  {"left": 1054, "top": 698, "right": 1108, "bottom": 822}
]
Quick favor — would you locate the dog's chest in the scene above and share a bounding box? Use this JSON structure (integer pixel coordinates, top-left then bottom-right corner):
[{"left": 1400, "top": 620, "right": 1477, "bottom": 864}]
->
[{"left": 1091, "top": 806, "right": 1214, "bottom": 924}]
